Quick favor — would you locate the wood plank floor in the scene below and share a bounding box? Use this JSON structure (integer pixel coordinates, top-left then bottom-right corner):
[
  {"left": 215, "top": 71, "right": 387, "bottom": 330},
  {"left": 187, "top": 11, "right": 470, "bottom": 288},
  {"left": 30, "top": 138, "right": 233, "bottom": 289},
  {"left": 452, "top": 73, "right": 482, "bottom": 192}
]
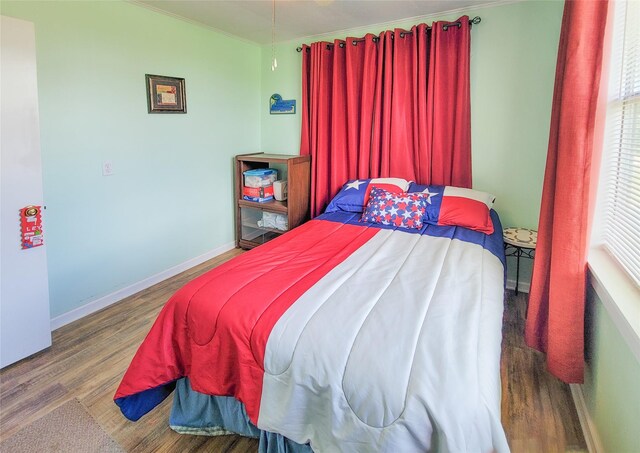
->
[{"left": 0, "top": 249, "right": 586, "bottom": 452}]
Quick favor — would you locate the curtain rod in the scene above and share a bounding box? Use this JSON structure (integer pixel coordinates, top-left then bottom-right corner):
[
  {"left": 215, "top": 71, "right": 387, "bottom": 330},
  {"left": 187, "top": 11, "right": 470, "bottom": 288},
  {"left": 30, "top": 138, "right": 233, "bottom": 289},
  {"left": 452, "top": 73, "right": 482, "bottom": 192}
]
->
[{"left": 296, "top": 16, "right": 481, "bottom": 52}]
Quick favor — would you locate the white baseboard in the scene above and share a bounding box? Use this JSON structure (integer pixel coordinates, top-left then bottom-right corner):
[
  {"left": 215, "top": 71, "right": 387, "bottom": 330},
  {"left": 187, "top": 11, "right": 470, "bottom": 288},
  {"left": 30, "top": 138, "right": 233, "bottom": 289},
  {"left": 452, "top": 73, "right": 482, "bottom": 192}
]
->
[
  {"left": 50, "top": 241, "right": 235, "bottom": 331},
  {"left": 506, "top": 278, "right": 530, "bottom": 294},
  {"left": 570, "top": 383, "right": 604, "bottom": 453}
]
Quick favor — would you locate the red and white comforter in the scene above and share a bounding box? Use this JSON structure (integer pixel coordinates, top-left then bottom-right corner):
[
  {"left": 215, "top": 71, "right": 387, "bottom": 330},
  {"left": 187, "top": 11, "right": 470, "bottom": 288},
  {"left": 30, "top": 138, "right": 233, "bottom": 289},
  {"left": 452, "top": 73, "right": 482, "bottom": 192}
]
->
[{"left": 115, "top": 216, "right": 509, "bottom": 452}]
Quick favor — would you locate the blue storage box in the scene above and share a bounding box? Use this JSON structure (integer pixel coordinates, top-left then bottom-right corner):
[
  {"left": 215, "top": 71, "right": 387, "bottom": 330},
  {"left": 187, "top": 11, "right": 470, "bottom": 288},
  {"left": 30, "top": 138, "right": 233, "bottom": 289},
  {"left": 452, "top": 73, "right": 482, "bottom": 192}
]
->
[{"left": 243, "top": 168, "right": 277, "bottom": 188}]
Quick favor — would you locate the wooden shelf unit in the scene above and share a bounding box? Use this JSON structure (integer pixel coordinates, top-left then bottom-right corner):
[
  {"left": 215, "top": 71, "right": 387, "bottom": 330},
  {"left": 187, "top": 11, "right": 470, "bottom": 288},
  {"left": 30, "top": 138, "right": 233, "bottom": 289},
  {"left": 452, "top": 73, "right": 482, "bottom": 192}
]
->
[{"left": 235, "top": 153, "right": 310, "bottom": 249}]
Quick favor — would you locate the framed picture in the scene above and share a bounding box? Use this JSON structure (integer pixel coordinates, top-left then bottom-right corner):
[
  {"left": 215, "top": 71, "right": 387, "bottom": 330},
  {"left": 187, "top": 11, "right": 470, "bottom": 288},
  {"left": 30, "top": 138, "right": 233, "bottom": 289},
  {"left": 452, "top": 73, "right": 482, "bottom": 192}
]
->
[{"left": 145, "top": 74, "right": 186, "bottom": 113}]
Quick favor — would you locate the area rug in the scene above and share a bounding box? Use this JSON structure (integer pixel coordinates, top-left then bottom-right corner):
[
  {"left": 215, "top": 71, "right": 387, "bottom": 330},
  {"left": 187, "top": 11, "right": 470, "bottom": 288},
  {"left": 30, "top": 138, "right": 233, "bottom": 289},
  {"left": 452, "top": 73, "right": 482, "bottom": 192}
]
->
[{"left": 0, "top": 398, "right": 124, "bottom": 452}]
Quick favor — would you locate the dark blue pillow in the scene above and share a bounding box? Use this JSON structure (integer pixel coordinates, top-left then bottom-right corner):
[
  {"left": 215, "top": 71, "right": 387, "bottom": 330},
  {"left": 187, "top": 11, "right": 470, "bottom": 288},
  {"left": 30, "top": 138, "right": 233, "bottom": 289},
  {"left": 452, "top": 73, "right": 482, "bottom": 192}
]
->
[{"left": 325, "top": 178, "right": 410, "bottom": 213}]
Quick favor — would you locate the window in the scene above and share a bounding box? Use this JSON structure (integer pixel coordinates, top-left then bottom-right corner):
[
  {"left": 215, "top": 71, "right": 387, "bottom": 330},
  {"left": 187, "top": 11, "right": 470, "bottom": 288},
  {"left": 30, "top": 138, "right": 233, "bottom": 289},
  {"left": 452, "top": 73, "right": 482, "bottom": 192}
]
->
[{"left": 600, "top": 0, "right": 640, "bottom": 286}]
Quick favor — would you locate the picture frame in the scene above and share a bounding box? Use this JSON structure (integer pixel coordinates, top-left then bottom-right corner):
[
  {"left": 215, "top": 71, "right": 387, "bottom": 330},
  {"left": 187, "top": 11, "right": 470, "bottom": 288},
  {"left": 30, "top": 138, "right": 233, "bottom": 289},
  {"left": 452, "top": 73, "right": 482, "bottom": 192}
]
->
[{"left": 145, "top": 74, "right": 186, "bottom": 114}]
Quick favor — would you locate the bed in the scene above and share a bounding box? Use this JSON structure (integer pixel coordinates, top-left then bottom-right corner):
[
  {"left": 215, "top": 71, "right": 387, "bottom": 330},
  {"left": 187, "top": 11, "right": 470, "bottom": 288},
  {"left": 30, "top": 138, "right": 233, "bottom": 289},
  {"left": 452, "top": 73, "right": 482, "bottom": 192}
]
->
[{"left": 115, "top": 180, "right": 509, "bottom": 453}]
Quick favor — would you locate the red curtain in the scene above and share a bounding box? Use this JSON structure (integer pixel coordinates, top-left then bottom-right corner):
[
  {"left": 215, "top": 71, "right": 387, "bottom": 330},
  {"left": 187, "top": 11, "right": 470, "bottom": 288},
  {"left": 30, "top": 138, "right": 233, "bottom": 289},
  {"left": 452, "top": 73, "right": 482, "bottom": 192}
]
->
[
  {"left": 300, "top": 18, "right": 472, "bottom": 217},
  {"left": 526, "top": 0, "right": 609, "bottom": 383}
]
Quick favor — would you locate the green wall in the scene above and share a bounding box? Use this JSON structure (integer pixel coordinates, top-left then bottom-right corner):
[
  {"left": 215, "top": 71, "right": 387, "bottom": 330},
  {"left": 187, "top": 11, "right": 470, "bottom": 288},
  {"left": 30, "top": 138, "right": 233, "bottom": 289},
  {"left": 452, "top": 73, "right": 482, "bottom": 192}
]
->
[
  {"left": 3, "top": 3, "right": 638, "bottom": 450},
  {"left": 260, "top": 0, "right": 565, "bottom": 288},
  {"left": 1, "top": 0, "right": 563, "bottom": 316},
  {"left": 584, "top": 285, "right": 640, "bottom": 453},
  {"left": 260, "top": 0, "right": 564, "bottom": 234},
  {"left": 1, "top": 1, "right": 261, "bottom": 317}
]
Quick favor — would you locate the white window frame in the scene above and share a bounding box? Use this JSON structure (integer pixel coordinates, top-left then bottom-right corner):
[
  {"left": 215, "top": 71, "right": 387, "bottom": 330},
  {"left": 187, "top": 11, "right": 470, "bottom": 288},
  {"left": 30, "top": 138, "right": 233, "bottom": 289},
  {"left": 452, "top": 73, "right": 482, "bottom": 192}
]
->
[{"left": 589, "top": 0, "right": 640, "bottom": 363}]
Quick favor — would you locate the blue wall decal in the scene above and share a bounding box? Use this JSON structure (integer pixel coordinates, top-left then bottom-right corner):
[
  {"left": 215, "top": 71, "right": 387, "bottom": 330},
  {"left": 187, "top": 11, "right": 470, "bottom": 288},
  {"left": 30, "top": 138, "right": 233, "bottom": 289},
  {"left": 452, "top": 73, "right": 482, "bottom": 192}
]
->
[{"left": 270, "top": 93, "right": 296, "bottom": 115}]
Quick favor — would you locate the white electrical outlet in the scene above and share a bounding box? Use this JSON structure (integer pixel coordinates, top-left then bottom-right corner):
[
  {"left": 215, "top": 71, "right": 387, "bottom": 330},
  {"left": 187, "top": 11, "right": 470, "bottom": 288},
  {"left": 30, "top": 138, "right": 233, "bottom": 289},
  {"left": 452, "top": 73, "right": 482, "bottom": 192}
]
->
[{"left": 102, "top": 160, "right": 114, "bottom": 176}]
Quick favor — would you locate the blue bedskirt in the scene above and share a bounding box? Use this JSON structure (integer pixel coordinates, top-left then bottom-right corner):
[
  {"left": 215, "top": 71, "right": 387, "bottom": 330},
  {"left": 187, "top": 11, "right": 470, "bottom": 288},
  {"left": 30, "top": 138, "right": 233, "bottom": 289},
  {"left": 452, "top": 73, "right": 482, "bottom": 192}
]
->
[{"left": 169, "top": 378, "right": 312, "bottom": 453}]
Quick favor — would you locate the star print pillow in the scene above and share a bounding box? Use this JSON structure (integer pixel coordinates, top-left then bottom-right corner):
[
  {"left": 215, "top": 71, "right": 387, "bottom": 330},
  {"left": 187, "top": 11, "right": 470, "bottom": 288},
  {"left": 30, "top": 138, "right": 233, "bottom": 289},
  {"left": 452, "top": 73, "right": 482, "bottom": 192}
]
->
[
  {"left": 361, "top": 187, "right": 428, "bottom": 229},
  {"left": 325, "top": 178, "right": 410, "bottom": 214},
  {"left": 407, "top": 182, "right": 496, "bottom": 234}
]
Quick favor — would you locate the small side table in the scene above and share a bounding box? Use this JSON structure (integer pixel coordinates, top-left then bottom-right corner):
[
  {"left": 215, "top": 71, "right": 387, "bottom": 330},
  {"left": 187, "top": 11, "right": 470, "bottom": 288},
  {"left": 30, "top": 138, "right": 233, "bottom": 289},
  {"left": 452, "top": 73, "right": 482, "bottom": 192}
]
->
[{"left": 503, "top": 227, "right": 537, "bottom": 295}]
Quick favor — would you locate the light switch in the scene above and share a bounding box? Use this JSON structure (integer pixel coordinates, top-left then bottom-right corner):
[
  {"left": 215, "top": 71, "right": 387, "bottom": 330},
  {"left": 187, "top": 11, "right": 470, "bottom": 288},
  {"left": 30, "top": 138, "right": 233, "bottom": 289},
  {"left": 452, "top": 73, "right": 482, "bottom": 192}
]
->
[{"left": 102, "top": 160, "right": 114, "bottom": 176}]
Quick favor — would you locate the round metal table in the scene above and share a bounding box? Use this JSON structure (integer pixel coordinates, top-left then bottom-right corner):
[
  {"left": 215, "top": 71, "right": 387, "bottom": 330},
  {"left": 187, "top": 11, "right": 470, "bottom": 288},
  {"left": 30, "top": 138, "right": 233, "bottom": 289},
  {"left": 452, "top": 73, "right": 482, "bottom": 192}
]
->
[{"left": 503, "top": 227, "right": 537, "bottom": 295}]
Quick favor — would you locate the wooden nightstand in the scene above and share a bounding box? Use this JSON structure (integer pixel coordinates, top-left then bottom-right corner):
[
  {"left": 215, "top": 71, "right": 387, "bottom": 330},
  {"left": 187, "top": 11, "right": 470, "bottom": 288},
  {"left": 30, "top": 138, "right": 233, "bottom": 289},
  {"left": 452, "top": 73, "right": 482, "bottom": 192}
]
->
[
  {"left": 503, "top": 227, "right": 537, "bottom": 295},
  {"left": 235, "top": 153, "right": 310, "bottom": 250}
]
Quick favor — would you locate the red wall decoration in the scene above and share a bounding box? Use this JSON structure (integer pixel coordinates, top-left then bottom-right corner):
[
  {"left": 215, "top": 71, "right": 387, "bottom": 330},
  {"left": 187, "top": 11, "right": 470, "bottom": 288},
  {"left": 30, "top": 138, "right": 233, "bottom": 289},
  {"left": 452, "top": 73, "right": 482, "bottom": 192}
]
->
[{"left": 20, "top": 205, "right": 43, "bottom": 249}]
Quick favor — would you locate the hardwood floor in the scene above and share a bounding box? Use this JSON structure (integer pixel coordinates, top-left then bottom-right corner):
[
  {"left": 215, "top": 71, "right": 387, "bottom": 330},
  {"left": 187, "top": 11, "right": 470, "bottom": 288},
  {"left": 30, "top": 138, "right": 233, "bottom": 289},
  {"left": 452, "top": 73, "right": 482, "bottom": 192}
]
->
[
  {"left": 0, "top": 249, "right": 586, "bottom": 452},
  {"left": 501, "top": 291, "right": 587, "bottom": 452}
]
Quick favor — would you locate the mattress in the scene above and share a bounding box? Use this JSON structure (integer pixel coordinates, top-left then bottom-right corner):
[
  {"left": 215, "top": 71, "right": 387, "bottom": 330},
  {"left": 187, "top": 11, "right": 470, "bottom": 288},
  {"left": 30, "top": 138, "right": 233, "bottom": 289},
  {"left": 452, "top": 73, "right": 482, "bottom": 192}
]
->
[{"left": 115, "top": 210, "right": 509, "bottom": 452}]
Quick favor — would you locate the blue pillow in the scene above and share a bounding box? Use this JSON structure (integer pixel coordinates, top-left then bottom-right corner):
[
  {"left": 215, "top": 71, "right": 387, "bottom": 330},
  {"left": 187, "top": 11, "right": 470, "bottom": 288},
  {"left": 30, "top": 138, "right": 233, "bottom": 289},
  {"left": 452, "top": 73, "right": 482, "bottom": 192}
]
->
[
  {"left": 406, "top": 182, "right": 444, "bottom": 223},
  {"left": 325, "top": 178, "right": 410, "bottom": 213}
]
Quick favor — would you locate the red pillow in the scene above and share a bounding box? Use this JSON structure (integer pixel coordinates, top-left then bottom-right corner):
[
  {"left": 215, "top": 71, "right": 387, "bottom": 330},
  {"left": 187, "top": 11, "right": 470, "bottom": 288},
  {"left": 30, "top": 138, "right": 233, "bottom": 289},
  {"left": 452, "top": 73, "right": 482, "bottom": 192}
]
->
[
  {"left": 407, "top": 183, "right": 496, "bottom": 234},
  {"left": 437, "top": 186, "right": 495, "bottom": 234}
]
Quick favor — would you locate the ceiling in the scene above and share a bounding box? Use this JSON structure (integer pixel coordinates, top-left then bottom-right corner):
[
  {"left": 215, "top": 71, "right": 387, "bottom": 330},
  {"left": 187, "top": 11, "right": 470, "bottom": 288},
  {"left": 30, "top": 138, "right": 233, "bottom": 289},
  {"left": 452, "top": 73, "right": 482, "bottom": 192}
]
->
[{"left": 133, "top": 0, "right": 506, "bottom": 45}]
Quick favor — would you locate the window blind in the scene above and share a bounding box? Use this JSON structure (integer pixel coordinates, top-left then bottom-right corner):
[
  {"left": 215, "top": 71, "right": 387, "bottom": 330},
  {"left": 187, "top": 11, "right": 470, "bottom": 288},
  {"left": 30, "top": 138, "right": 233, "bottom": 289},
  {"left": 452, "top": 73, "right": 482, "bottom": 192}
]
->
[{"left": 603, "top": 0, "right": 640, "bottom": 285}]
